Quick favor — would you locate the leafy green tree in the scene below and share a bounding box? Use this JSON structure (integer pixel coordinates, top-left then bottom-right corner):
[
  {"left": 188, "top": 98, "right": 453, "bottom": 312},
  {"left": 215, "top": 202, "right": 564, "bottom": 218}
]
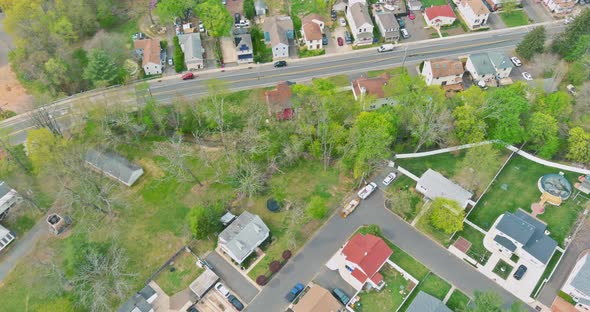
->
[
  {"left": 565, "top": 35, "right": 590, "bottom": 62},
  {"left": 196, "top": 0, "right": 233, "bottom": 38},
  {"left": 483, "top": 83, "right": 530, "bottom": 144},
  {"left": 502, "top": 0, "right": 517, "bottom": 14},
  {"left": 456, "top": 145, "right": 500, "bottom": 195},
  {"left": 429, "top": 198, "right": 464, "bottom": 234},
  {"left": 243, "top": 0, "right": 256, "bottom": 20},
  {"left": 516, "top": 26, "right": 546, "bottom": 61},
  {"left": 173, "top": 36, "right": 186, "bottom": 72},
  {"left": 453, "top": 104, "right": 487, "bottom": 144},
  {"left": 25, "top": 128, "right": 66, "bottom": 175},
  {"left": 567, "top": 127, "right": 590, "bottom": 164},
  {"left": 96, "top": 0, "right": 119, "bottom": 28},
  {"left": 156, "top": 0, "right": 197, "bottom": 22},
  {"left": 527, "top": 112, "right": 559, "bottom": 158},
  {"left": 307, "top": 196, "right": 328, "bottom": 219},
  {"left": 44, "top": 57, "right": 70, "bottom": 95},
  {"left": 466, "top": 291, "right": 526, "bottom": 312},
  {"left": 83, "top": 49, "right": 119, "bottom": 87},
  {"left": 535, "top": 91, "right": 572, "bottom": 121},
  {"left": 552, "top": 9, "right": 590, "bottom": 60},
  {"left": 567, "top": 59, "right": 590, "bottom": 86},
  {"left": 189, "top": 204, "right": 224, "bottom": 240}
]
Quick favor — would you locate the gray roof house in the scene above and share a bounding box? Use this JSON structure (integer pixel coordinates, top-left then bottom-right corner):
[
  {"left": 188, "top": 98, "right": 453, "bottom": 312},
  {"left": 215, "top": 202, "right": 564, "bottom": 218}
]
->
[
  {"left": 189, "top": 268, "right": 219, "bottom": 299},
  {"left": 218, "top": 211, "right": 270, "bottom": 264},
  {"left": 406, "top": 291, "right": 452, "bottom": 312},
  {"left": 0, "top": 224, "right": 16, "bottom": 252},
  {"left": 492, "top": 209, "right": 557, "bottom": 265},
  {"left": 235, "top": 33, "right": 254, "bottom": 64},
  {"left": 346, "top": 0, "right": 374, "bottom": 46},
  {"left": 373, "top": 9, "right": 399, "bottom": 42},
  {"left": 255, "top": 0, "right": 268, "bottom": 16},
  {"left": 118, "top": 284, "right": 158, "bottom": 312},
  {"left": 333, "top": 0, "right": 348, "bottom": 11},
  {"left": 563, "top": 250, "right": 590, "bottom": 309},
  {"left": 178, "top": 33, "right": 204, "bottom": 71},
  {"left": 466, "top": 52, "right": 514, "bottom": 82},
  {"left": 415, "top": 169, "right": 473, "bottom": 209},
  {"left": 263, "top": 16, "right": 294, "bottom": 60},
  {"left": 0, "top": 181, "right": 19, "bottom": 219},
  {"left": 85, "top": 150, "right": 144, "bottom": 187}
]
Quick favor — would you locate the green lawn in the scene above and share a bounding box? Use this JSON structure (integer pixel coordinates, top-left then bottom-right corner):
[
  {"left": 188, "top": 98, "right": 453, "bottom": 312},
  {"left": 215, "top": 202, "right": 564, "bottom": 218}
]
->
[
  {"left": 396, "top": 151, "right": 467, "bottom": 178},
  {"left": 467, "top": 155, "right": 583, "bottom": 246},
  {"left": 367, "top": 67, "right": 405, "bottom": 78},
  {"left": 531, "top": 250, "right": 563, "bottom": 298},
  {"left": 499, "top": 11, "right": 530, "bottom": 27},
  {"left": 358, "top": 265, "right": 416, "bottom": 311},
  {"left": 154, "top": 251, "right": 203, "bottom": 295},
  {"left": 321, "top": 75, "right": 351, "bottom": 88},
  {"left": 400, "top": 273, "right": 452, "bottom": 311},
  {"left": 389, "top": 243, "right": 430, "bottom": 280},
  {"left": 385, "top": 175, "right": 422, "bottom": 221},
  {"left": 447, "top": 289, "right": 470, "bottom": 311},
  {"left": 452, "top": 224, "right": 491, "bottom": 264},
  {"left": 492, "top": 259, "right": 513, "bottom": 280},
  {"left": 420, "top": 0, "right": 450, "bottom": 7},
  {"left": 558, "top": 291, "right": 576, "bottom": 304}
]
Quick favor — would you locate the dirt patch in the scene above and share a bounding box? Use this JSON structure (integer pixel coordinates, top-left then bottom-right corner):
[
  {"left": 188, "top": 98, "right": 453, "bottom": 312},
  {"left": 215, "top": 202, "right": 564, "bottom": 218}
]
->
[
  {"left": 225, "top": 0, "right": 245, "bottom": 16},
  {"left": 299, "top": 219, "right": 320, "bottom": 235},
  {"left": 0, "top": 65, "right": 34, "bottom": 114}
]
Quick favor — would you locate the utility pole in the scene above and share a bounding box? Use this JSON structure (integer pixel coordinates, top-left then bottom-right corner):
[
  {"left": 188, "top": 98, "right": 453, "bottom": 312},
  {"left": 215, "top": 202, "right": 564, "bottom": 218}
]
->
[{"left": 401, "top": 45, "right": 409, "bottom": 68}]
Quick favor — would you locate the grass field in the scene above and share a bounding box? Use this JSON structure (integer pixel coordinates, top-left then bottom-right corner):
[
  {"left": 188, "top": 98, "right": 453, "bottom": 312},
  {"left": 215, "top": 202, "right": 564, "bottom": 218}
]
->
[
  {"left": 367, "top": 67, "right": 405, "bottom": 78},
  {"left": 396, "top": 151, "right": 467, "bottom": 178},
  {"left": 400, "top": 273, "right": 452, "bottom": 311},
  {"left": 321, "top": 75, "right": 351, "bottom": 88},
  {"left": 420, "top": 0, "right": 450, "bottom": 7},
  {"left": 452, "top": 224, "right": 491, "bottom": 264},
  {"left": 499, "top": 11, "right": 530, "bottom": 27},
  {"left": 358, "top": 265, "right": 415, "bottom": 311},
  {"left": 154, "top": 251, "right": 203, "bottom": 295},
  {"left": 385, "top": 175, "right": 422, "bottom": 221},
  {"left": 492, "top": 259, "right": 513, "bottom": 280},
  {"left": 389, "top": 243, "right": 430, "bottom": 280},
  {"left": 447, "top": 289, "right": 470, "bottom": 311}
]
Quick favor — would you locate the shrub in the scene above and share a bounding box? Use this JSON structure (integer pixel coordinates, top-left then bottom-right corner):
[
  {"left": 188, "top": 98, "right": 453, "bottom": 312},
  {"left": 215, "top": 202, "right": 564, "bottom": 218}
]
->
[
  {"left": 173, "top": 36, "right": 186, "bottom": 73},
  {"left": 256, "top": 275, "right": 268, "bottom": 285},
  {"left": 306, "top": 196, "right": 328, "bottom": 219},
  {"left": 429, "top": 198, "right": 465, "bottom": 234},
  {"left": 269, "top": 260, "right": 282, "bottom": 273}
]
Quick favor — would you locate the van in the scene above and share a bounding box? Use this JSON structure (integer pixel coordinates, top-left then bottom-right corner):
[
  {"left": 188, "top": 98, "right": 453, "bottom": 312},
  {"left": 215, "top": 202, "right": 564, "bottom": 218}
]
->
[
  {"left": 332, "top": 288, "right": 350, "bottom": 305},
  {"left": 377, "top": 44, "right": 395, "bottom": 52}
]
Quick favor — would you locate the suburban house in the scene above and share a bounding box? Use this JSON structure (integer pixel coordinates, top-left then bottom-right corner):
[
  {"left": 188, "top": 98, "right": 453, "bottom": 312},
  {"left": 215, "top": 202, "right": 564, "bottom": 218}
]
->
[
  {"left": 407, "top": 0, "right": 423, "bottom": 11},
  {"left": 486, "top": 209, "right": 557, "bottom": 267},
  {"left": 333, "top": 0, "right": 348, "bottom": 11},
  {"left": 301, "top": 14, "right": 325, "bottom": 50},
  {"left": 189, "top": 268, "right": 219, "bottom": 300},
  {"left": 562, "top": 250, "right": 590, "bottom": 310},
  {"left": 466, "top": 52, "right": 514, "bottom": 82},
  {"left": 218, "top": 211, "right": 270, "bottom": 264},
  {"left": 424, "top": 4, "right": 457, "bottom": 27},
  {"left": 542, "top": 0, "right": 575, "bottom": 15},
  {"left": 134, "top": 38, "right": 163, "bottom": 75},
  {"left": 454, "top": 0, "right": 490, "bottom": 30},
  {"left": 0, "top": 181, "right": 19, "bottom": 220},
  {"left": 263, "top": 16, "right": 294, "bottom": 59},
  {"left": 346, "top": 0, "right": 374, "bottom": 46},
  {"left": 234, "top": 33, "right": 254, "bottom": 64},
  {"left": 421, "top": 58, "right": 464, "bottom": 87},
  {"left": 177, "top": 33, "right": 204, "bottom": 70},
  {"left": 118, "top": 284, "right": 158, "bottom": 312},
  {"left": 330, "top": 233, "right": 393, "bottom": 291},
  {"left": 372, "top": 6, "right": 399, "bottom": 42},
  {"left": 406, "top": 291, "right": 452, "bottom": 312},
  {"left": 85, "top": 149, "right": 145, "bottom": 187},
  {"left": 351, "top": 73, "right": 396, "bottom": 110},
  {"left": 415, "top": 169, "right": 473, "bottom": 209},
  {"left": 254, "top": 0, "right": 268, "bottom": 16},
  {"left": 485, "top": 0, "right": 522, "bottom": 11},
  {"left": 0, "top": 225, "right": 15, "bottom": 252},
  {"left": 291, "top": 283, "right": 343, "bottom": 312},
  {"left": 265, "top": 81, "right": 294, "bottom": 120}
]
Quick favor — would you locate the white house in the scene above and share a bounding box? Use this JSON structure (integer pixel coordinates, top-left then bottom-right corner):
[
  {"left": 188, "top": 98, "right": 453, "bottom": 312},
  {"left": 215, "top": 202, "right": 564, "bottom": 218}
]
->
[
  {"left": 542, "top": 0, "right": 575, "bottom": 15},
  {"left": 263, "top": 16, "right": 294, "bottom": 59},
  {"left": 562, "top": 250, "right": 590, "bottom": 310},
  {"left": 455, "top": 0, "right": 490, "bottom": 29},
  {"left": 178, "top": 33, "right": 204, "bottom": 70},
  {"left": 0, "top": 225, "right": 15, "bottom": 252},
  {"left": 346, "top": 0, "right": 374, "bottom": 46},
  {"left": 373, "top": 6, "right": 399, "bottom": 42},
  {"left": 301, "top": 14, "right": 325, "bottom": 50},
  {"left": 134, "top": 38, "right": 163, "bottom": 75},
  {"left": 466, "top": 52, "right": 514, "bottom": 82},
  {"left": 0, "top": 181, "right": 19, "bottom": 220},
  {"left": 424, "top": 4, "right": 457, "bottom": 27},
  {"left": 218, "top": 211, "right": 270, "bottom": 264},
  {"left": 421, "top": 59, "right": 464, "bottom": 87},
  {"left": 416, "top": 169, "right": 473, "bottom": 209},
  {"left": 484, "top": 209, "right": 557, "bottom": 267}
]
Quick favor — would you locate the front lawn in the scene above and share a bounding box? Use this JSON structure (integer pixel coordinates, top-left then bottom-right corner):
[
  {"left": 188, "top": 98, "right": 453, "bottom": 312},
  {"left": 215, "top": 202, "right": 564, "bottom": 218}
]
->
[
  {"left": 396, "top": 150, "right": 467, "bottom": 178},
  {"left": 385, "top": 175, "right": 422, "bottom": 221},
  {"left": 367, "top": 67, "right": 405, "bottom": 78},
  {"left": 447, "top": 289, "right": 470, "bottom": 311},
  {"left": 499, "top": 11, "right": 530, "bottom": 27},
  {"left": 420, "top": 0, "right": 450, "bottom": 7},
  {"left": 154, "top": 251, "right": 203, "bottom": 295},
  {"left": 452, "top": 224, "right": 491, "bottom": 264},
  {"left": 321, "top": 75, "right": 351, "bottom": 88},
  {"left": 388, "top": 243, "right": 430, "bottom": 280},
  {"left": 492, "top": 259, "right": 513, "bottom": 280},
  {"left": 400, "top": 273, "right": 452, "bottom": 311},
  {"left": 358, "top": 265, "right": 416, "bottom": 311},
  {"left": 416, "top": 207, "right": 453, "bottom": 247}
]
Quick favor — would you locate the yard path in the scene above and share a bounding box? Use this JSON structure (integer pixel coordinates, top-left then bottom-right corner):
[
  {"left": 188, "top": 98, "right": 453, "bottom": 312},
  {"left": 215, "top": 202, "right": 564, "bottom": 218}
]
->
[{"left": 0, "top": 217, "right": 48, "bottom": 282}]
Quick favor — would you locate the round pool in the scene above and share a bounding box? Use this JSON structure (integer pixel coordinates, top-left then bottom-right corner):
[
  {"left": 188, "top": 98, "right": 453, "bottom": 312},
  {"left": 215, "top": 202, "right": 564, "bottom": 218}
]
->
[{"left": 539, "top": 173, "right": 572, "bottom": 200}]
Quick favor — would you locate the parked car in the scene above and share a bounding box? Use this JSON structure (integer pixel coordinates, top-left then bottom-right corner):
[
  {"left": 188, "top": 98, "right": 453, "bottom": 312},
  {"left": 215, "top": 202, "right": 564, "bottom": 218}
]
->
[
  {"left": 339, "top": 17, "right": 347, "bottom": 26},
  {"left": 274, "top": 60, "right": 287, "bottom": 68},
  {"left": 236, "top": 19, "right": 250, "bottom": 28},
  {"left": 397, "top": 17, "right": 405, "bottom": 28},
  {"left": 187, "top": 306, "right": 200, "bottom": 312},
  {"left": 182, "top": 72, "right": 195, "bottom": 80},
  {"left": 322, "top": 33, "right": 328, "bottom": 45},
  {"left": 408, "top": 12, "right": 416, "bottom": 20},
  {"left": 476, "top": 80, "right": 488, "bottom": 90},
  {"left": 510, "top": 56, "right": 522, "bottom": 67},
  {"left": 198, "top": 21, "right": 205, "bottom": 33},
  {"left": 344, "top": 31, "right": 352, "bottom": 44},
  {"left": 331, "top": 10, "right": 337, "bottom": 21},
  {"left": 357, "top": 182, "right": 378, "bottom": 199},
  {"left": 513, "top": 265, "right": 527, "bottom": 280},
  {"left": 131, "top": 32, "right": 146, "bottom": 41},
  {"left": 522, "top": 72, "right": 533, "bottom": 81},
  {"left": 234, "top": 13, "right": 241, "bottom": 25},
  {"left": 567, "top": 84, "right": 577, "bottom": 96},
  {"left": 377, "top": 44, "right": 395, "bottom": 52},
  {"left": 285, "top": 283, "right": 305, "bottom": 302},
  {"left": 332, "top": 288, "right": 350, "bottom": 305},
  {"left": 227, "top": 295, "right": 244, "bottom": 311},
  {"left": 167, "top": 58, "right": 174, "bottom": 66},
  {"left": 400, "top": 28, "right": 410, "bottom": 39},
  {"left": 383, "top": 172, "right": 397, "bottom": 186},
  {"left": 215, "top": 282, "right": 230, "bottom": 297},
  {"left": 337, "top": 37, "right": 344, "bottom": 46}
]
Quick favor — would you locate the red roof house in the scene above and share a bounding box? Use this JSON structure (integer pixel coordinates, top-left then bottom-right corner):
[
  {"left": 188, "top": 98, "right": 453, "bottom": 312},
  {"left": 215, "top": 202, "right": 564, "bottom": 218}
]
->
[
  {"left": 340, "top": 233, "right": 393, "bottom": 289},
  {"left": 265, "top": 82, "right": 293, "bottom": 121},
  {"left": 424, "top": 5, "right": 457, "bottom": 27}
]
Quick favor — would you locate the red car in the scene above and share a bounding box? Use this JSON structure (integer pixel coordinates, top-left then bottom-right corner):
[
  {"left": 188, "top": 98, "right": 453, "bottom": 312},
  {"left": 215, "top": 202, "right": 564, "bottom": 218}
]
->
[
  {"left": 408, "top": 12, "right": 416, "bottom": 20},
  {"left": 181, "top": 72, "right": 194, "bottom": 80},
  {"left": 337, "top": 37, "right": 344, "bottom": 46}
]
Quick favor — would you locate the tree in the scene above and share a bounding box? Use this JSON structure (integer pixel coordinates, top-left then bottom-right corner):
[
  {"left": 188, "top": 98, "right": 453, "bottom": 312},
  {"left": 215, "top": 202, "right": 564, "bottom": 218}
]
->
[
  {"left": 564, "top": 35, "right": 590, "bottom": 62},
  {"left": 44, "top": 57, "right": 70, "bottom": 95},
  {"left": 483, "top": 84, "right": 530, "bottom": 144},
  {"left": 407, "top": 91, "right": 452, "bottom": 152},
  {"left": 501, "top": 0, "right": 517, "bottom": 14},
  {"left": 567, "top": 59, "right": 590, "bottom": 86},
  {"left": 196, "top": 0, "right": 233, "bottom": 38},
  {"left": 552, "top": 9, "right": 590, "bottom": 60},
  {"left": 385, "top": 189, "right": 415, "bottom": 220},
  {"left": 535, "top": 91, "right": 572, "bottom": 121},
  {"left": 243, "top": 0, "right": 256, "bottom": 20},
  {"left": 466, "top": 291, "right": 526, "bottom": 312},
  {"left": 516, "top": 26, "right": 546, "bottom": 61},
  {"left": 453, "top": 104, "right": 487, "bottom": 144},
  {"left": 456, "top": 145, "right": 500, "bottom": 195},
  {"left": 527, "top": 112, "right": 559, "bottom": 158},
  {"left": 83, "top": 49, "right": 119, "bottom": 87},
  {"left": 306, "top": 195, "right": 328, "bottom": 219},
  {"left": 567, "top": 127, "right": 590, "bottom": 164},
  {"left": 188, "top": 204, "right": 223, "bottom": 240},
  {"left": 173, "top": 36, "right": 186, "bottom": 72},
  {"left": 429, "top": 198, "right": 464, "bottom": 234},
  {"left": 156, "top": 0, "right": 197, "bottom": 22},
  {"left": 25, "top": 128, "right": 65, "bottom": 175},
  {"left": 153, "top": 137, "right": 203, "bottom": 185}
]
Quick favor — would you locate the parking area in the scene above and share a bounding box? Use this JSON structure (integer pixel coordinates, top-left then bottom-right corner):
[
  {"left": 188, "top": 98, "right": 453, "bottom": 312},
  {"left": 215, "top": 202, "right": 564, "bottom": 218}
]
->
[
  {"left": 206, "top": 251, "right": 260, "bottom": 303},
  {"left": 399, "top": 13, "right": 430, "bottom": 42},
  {"left": 195, "top": 287, "right": 240, "bottom": 312},
  {"left": 325, "top": 26, "right": 353, "bottom": 54},
  {"left": 313, "top": 266, "right": 358, "bottom": 301}
]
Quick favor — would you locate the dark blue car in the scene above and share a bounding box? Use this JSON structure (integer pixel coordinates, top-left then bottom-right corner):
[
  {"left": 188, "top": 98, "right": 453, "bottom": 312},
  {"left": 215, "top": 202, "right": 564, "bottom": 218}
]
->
[{"left": 285, "top": 283, "right": 305, "bottom": 302}]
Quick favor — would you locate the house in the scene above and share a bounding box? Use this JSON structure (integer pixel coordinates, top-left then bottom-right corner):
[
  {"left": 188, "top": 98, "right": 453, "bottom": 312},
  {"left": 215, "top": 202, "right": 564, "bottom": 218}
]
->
[
  {"left": 466, "top": 52, "right": 514, "bottom": 82},
  {"left": 265, "top": 81, "right": 294, "bottom": 120},
  {"left": 407, "top": 0, "right": 423, "bottom": 11},
  {"left": 134, "top": 39, "right": 163, "bottom": 75},
  {"left": 455, "top": 0, "right": 490, "bottom": 29},
  {"left": 0, "top": 225, "right": 15, "bottom": 252},
  {"left": 255, "top": 0, "right": 268, "bottom": 16},
  {"left": 351, "top": 73, "right": 396, "bottom": 110},
  {"left": 301, "top": 14, "right": 325, "bottom": 50},
  {"left": 424, "top": 5, "right": 457, "bottom": 27},
  {"left": 263, "top": 16, "right": 294, "bottom": 59},
  {"left": 421, "top": 58, "right": 464, "bottom": 87},
  {"left": 562, "top": 250, "right": 590, "bottom": 310},
  {"left": 542, "top": 0, "right": 575, "bottom": 15},
  {"left": 189, "top": 268, "right": 219, "bottom": 300},
  {"left": 0, "top": 181, "right": 19, "bottom": 220},
  {"left": 373, "top": 6, "right": 399, "bottom": 42},
  {"left": 346, "top": 0, "right": 374, "bottom": 46},
  {"left": 292, "top": 283, "right": 344, "bottom": 312},
  {"left": 486, "top": 209, "right": 557, "bottom": 266},
  {"left": 118, "top": 285, "right": 158, "bottom": 312},
  {"left": 332, "top": 233, "right": 393, "bottom": 290},
  {"left": 218, "top": 211, "right": 270, "bottom": 264},
  {"left": 333, "top": 0, "right": 348, "bottom": 12},
  {"left": 177, "top": 33, "right": 204, "bottom": 70},
  {"left": 235, "top": 33, "right": 254, "bottom": 64},
  {"left": 406, "top": 291, "right": 452, "bottom": 312},
  {"left": 485, "top": 0, "right": 522, "bottom": 11},
  {"left": 85, "top": 149, "right": 145, "bottom": 187},
  {"left": 416, "top": 169, "right": 473, "bottom": 209}
]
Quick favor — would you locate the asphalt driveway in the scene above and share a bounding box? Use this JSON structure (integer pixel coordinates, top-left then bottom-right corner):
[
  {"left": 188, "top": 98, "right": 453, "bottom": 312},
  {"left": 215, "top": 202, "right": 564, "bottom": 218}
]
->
[
  {"left": 205, "top": 251, "right": 259, "bottom": 303},
  {"left": 314, "top": 265, "right": 357, "bottom": 300}
]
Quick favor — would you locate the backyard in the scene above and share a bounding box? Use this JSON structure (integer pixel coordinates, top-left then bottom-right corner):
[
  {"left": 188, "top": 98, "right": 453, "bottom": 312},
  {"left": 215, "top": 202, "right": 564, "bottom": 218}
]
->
[
  {"left": 399, "top": 273, "right": 452, "bottom": 312},
  {"left": 154, "top": 251, "right": 204, "bottom": 295},
  {"left": 396, "top": 151, "right": 467, "bottom": 178},
  {"left": 357, "top": 265, "right": 416, "bottom": 311},
  {"left": 446, "top": 289, "right": 471, "bottom": 311},
  {"left": 499, "top": 10, "right": 530, "bottom": 27}
]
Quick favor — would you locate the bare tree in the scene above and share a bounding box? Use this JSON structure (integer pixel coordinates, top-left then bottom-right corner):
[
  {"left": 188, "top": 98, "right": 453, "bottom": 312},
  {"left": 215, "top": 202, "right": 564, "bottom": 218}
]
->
[
  {"left": 408, "top": 99, "right": 453, "bottom": 152},
  {"left": 153, "top": 136, "right": 203, "bottom": 185},
  {"left": 231, "top": 160, "right": 264, "bottom": 199},
  {"left": 28, "top": 106, "right": 63, "bottom": 137}
]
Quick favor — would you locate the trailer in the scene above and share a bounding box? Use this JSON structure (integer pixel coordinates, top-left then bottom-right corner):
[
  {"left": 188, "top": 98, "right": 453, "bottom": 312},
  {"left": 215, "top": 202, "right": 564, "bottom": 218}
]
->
[{"left": 340, "top": 199, "right": 360, "bottom": 218}]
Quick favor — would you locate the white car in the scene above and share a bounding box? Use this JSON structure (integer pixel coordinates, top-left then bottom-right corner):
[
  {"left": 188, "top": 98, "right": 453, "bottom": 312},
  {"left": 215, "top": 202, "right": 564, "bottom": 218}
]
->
[
  {"left": 339, "top": 17, "right": 346, "bottom": 27},
  {"left": 199, "top": 22, "right": 205, "bottom": 33},
  {"left": 236, "top": 19, "right": 250, "bottom": 28},
  {"left": 357, "top": 182, "right": 377, "bottom": 199},
  {"left": 567, "top": 84, "right": 577, "bottom": 96},
  {"left": 522, "top": 72, "right": 533, "bottom": 81},
  {"left": 510, "top": 56, "right": 522, "bottom": 67},
  {"left": 215, "top": 282, "right": 230, "bottom": 297},
  {"left": 383, "top": 172, "right": 397, "bottom": 186}
]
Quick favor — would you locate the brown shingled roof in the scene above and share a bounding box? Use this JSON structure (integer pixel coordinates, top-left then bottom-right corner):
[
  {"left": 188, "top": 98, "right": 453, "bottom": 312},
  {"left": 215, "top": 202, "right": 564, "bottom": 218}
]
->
[
  {"left": 428, "top": 59, "right": 464, "bottom": 77},
  {"left": 462, "top": 0, "right": 490, "bottom": 15},
  {"left": 265, "top": 82, "right": 293, "bottom": 114},
  {"left": 301, "top": 13, "right": 324, "bottom": 25},
  {"left": 352, "top": 73, "right": 390, "bottom": 99},
  {"left": 134, "top": 38, "right": 161, "bottom": 67},
  {"left": 302, "top": 22, "right": 322, "bottom": 41}
]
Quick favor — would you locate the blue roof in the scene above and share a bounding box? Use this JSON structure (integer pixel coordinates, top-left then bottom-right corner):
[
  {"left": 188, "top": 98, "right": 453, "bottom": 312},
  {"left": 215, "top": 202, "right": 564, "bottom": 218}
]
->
[
  {"left": 406, "top": 291, "right": 452, "bottom": 312},
  {"left": 494, "top": 235, "right": 516, "bottom": 252}
]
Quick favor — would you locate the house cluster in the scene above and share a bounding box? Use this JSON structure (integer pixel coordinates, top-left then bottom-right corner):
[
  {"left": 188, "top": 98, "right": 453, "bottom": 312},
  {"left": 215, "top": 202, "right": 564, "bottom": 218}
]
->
[{"left": 343, "top": 0, "right": 411, "bottom": 46}]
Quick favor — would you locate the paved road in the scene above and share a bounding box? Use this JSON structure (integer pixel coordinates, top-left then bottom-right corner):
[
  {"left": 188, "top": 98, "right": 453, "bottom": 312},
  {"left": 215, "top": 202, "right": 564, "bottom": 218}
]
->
[
  {"left": 205, "top": 251, "right": 260, "bottom": 303},
  {"left": 0, "top": 218, "right": 48, "bottom": 282},
  {"left": 0, "top": 13, "right": 14, "bottom": 67},
  {"left": 0, "top": 22, "right": 565, "bottom": 145},
  {"left": 245, "top": 185, "right": 528, "bottom": 311}
]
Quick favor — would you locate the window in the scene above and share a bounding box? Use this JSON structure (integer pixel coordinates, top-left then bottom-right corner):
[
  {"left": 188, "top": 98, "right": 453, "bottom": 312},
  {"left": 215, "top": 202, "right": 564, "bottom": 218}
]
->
[
  {"left": 474, "top": 19, "right": 479, "bottom": 23},
  {"left": 345, "top": 265, "right": 354, "bottom": 272}
]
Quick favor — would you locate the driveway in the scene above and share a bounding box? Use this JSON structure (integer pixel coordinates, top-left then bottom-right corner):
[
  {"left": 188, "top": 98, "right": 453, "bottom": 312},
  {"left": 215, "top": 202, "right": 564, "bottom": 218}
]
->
[
  {"left": 325, "top": 26, "right": 352, "bottom": 54},
  {"left": 0, "top": 218, "right": 48, "bottom": 282},
  {"left": 487, "top": 13, "right": 508, "bottom": 30},
  {"left": 521, "top": 0, "right": 554, "bottom": 23},
  {"left": 401, "top": 13, "right": 430, "bottom": 43},
  {"left": 314, "top": 265, "right": 357, "bottom": 300},
  {"left": 205, "top": 251, "right": 260, "bottom": 303}
]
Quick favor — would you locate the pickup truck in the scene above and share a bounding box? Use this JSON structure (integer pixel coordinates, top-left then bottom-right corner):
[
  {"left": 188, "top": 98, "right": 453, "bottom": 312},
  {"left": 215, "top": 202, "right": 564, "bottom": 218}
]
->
[
  {"left": 357, "top": 182, "right": 377, "bottom": 199},
  {"left": 340, "top": 199, "right": 360, "bottom": 218},
  {"left": 377, "top": 44, "right": 395, "bottom": 52},
  {"left": 285, "top": 283, "right": 305, "bottom": 302}
]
